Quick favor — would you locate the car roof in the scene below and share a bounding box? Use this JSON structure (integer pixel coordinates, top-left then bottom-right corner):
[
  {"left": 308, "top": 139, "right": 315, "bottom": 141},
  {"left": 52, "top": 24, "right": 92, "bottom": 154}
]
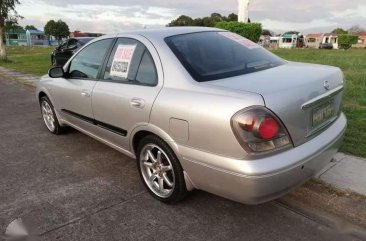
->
[{"left": 104, "top": 27, "right": 222, "bottom": 39}]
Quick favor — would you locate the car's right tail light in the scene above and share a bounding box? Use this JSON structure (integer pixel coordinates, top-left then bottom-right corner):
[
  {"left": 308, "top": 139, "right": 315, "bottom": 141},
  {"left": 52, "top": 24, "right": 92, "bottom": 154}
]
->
[{"left": 231, "top": 106, "right": 293, "bottom": 154}]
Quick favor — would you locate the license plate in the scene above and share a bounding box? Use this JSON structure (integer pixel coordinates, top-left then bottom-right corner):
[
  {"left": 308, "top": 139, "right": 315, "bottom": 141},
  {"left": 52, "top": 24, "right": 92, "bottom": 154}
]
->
[{"left": 312, "top": 101, "right": 335, "bottom": 128}]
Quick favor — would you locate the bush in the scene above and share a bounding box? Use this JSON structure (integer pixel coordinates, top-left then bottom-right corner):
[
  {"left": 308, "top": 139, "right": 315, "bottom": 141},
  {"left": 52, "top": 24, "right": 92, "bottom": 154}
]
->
[
  {"left": 338, "top": 34, "right": 358, "bottom": 50},
  {"left": 215, "top": 21, "right": 262, "bottom": 42}
]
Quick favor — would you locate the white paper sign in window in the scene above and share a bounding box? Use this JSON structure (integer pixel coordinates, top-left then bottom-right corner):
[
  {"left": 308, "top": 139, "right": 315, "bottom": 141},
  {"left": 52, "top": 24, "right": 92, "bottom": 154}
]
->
[
  {"left": 110, "top": 44, "right": 137, "bottom": 78},
  {"left": 218, "top": 32, "right": 259, "bottom": 49}
]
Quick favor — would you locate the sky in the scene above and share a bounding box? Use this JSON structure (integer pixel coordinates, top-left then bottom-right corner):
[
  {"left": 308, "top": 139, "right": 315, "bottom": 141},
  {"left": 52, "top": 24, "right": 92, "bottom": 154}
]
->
[{"left": 16, "top": 0, "right": 366, "bottom": 34}]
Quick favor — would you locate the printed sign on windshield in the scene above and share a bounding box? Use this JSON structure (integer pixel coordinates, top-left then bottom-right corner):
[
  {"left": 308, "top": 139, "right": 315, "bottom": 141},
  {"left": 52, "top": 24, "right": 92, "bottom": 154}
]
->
[{"left": 110, "top": 44, "right": 137, "bottom": 78}]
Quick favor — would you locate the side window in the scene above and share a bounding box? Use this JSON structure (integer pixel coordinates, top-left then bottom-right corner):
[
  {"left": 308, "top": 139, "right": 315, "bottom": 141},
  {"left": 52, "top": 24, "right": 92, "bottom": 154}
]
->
[
  {"left": 103, "top": 38, "right": 157, "bottom": 85},
  {"left": 136, "top": 51, "right": 157, "bottom": 85},
  {"left": 68, "top": 38, "right": 113, "bottom": 79}
]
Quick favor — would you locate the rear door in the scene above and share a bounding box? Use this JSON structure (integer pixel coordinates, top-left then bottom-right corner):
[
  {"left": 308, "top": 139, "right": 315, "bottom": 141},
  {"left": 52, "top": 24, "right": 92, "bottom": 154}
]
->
[{"left": 91, "top": 35, "right": 163, "bottom": 150}]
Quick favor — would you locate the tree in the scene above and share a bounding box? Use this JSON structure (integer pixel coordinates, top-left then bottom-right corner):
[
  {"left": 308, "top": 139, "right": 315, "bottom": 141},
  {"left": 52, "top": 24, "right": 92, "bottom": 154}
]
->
[
  {"left": 347, "top": 25, "right": 365, "bottom": 35},
  {"left": 202, "top": 16, "right": 217, "bottom": 27},
  {"left": 338, "top": 34, "right": 358, "bottom": 50},
  {"left": 284, "top": 31, "right": 300, "bottom": 35},
  {"left": 227, "top": 13, "right": 238, "bottom": 22},
  {"left": 54, "top": 20, "right": 69, "bottom": 41},
  {"left": 215, "top": 22, "right": 262, "bottom": 42},
  {"left": 192, "top": 18, "right": 203, "bottom": 26},
  {"left": 4, "top": 19, "right": 23, "bottom": 31},
  {"left": 44, "top": 20, "right": 56, "bottom": 38},
  {"left": 168, "top": 13, "right": 239, "bottom": 27},
  {"left": 262, "top": 29, "right": 273, "bottom": 36},
  {"left": 44, "top": 19, "right": 70, "bottom": 42},
  {"left": 25, "top": 25, "right": 37, "bottom": 30},
  {"left": 210, "top": 13, "right": 224, "bottom": 22},
  {"left": 331, "top": 28, "right": 347, "bottom": 35},
  {"left": 0, "top": 0, "right": 21, "bottom": 61},
  {"left": 167, "top": 15, "right": 194, "bottom": 26}
]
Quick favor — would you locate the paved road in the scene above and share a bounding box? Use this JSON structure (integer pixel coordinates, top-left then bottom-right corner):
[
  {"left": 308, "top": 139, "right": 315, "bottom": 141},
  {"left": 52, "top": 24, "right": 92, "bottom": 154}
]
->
[{"left": 0, "top": 79, "right": 358, "bottom": 240}]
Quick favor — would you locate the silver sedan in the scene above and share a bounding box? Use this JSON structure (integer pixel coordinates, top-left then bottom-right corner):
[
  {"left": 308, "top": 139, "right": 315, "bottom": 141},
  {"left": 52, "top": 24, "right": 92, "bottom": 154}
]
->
[{"left": 36, "top": 27, "right": 347, "bottom": 204}]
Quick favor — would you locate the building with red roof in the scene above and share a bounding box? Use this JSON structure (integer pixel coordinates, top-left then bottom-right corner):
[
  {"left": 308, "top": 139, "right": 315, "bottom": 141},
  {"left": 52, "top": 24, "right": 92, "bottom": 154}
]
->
[
  {"left": 304, "top": 33, "right": 324, "bottom": 48},
  {"left": 353, "top": 32, "right": 366, "bottom": 48}
]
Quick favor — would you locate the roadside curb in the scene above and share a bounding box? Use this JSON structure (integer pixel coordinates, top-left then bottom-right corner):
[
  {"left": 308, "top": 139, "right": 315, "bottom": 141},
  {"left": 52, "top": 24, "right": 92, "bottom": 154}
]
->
[
  {"left": 0, "top": 66, "right": 365, "bottom": 198},
  {"left": 316, "top": 153, "right": 366, "bottom": 197}
]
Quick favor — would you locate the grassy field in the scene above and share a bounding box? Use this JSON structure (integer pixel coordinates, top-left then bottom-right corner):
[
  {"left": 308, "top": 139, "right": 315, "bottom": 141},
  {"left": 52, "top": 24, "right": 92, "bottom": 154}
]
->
[
  {"left": 272, "top": 49, "right": 366, "bottom": 157},
  {"left": 0, "top": 46, "right": 365, "bottom": 157},
  {"left": 0, "top": 46, "right": 54, "bottom": 76}
]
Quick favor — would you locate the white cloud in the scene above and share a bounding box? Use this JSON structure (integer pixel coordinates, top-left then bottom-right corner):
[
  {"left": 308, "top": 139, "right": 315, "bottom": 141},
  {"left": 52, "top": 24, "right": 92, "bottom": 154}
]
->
[{"left": 16, "top": 0, "right": 366, "bottom": 34}]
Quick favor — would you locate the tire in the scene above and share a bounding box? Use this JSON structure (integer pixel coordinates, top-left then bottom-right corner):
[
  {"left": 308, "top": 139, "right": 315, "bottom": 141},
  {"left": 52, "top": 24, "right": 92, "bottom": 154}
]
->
[
  {"left": 39, "top": 96, "right": 65, "bottom": 135},
  {"left": 137, "top": 135, "right": 188, "bottom": 203}
]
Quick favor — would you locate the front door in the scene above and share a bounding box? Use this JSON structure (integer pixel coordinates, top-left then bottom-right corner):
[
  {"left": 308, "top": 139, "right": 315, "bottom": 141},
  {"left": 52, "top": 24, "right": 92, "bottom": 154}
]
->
[
  {"left": 51, "top": 38, "right": 114, "bottom": 130},
  {"left": 91, "top": 36, "right": 163, "bottom": 151}
]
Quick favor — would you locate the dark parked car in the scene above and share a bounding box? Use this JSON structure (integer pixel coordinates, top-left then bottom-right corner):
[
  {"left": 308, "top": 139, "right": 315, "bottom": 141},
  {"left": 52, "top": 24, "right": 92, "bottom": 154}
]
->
[
  {"left": 319, "top": 43, "right": 333, "bottom": 49},
  {"left": 51, "top": 37, "right": 94, "bottom": 66}
]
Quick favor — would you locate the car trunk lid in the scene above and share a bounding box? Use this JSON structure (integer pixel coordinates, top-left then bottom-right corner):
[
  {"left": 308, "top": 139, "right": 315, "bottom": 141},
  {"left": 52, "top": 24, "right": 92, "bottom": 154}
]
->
[{"left": 206, "top": 62, "right": 344, "bottom": 146}]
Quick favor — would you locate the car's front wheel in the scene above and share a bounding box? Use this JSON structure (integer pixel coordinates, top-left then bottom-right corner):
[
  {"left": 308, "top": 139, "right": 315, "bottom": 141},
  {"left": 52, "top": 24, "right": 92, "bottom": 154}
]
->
[
  {"left": 137, "top": 135, "right": 188, "bottom": 203},
  {"left": 40, "top": 96, "right": 64, "bottom": 135}
]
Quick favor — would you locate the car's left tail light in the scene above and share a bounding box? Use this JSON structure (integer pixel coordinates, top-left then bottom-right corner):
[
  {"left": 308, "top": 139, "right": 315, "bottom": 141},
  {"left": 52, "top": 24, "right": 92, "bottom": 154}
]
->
[{"left": 231, "top": 106, "right": 293, "bottom": 154}]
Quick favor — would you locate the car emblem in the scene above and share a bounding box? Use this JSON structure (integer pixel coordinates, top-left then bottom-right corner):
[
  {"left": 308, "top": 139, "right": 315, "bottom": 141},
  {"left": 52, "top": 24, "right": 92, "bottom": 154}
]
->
[{"left": 324, "top": 80, "right": 330, "bottom": 90}]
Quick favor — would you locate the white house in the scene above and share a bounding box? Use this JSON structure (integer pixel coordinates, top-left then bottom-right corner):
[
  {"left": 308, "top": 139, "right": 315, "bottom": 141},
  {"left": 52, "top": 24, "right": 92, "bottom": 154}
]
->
[
  {"left": 322, "top": 33, "right": 338, "bottom": 49},
  {"left": 269, "top": 36, "right": 280, "bottom": 48},
  {"left": 279, "top": 33, "right": 304, "bottom": 49}
]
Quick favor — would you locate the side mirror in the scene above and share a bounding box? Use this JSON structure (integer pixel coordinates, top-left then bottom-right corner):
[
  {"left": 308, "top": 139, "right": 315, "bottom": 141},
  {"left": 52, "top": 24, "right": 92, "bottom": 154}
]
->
[{"left": 48, "top": 66, "right": 65, "bottom": 78}]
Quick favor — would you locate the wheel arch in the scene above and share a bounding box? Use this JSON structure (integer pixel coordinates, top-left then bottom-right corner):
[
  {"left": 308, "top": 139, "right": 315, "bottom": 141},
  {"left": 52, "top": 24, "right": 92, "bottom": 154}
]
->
[
  {"left": 38, "top": 91, "right": 48, "bottom": 102},
  {"left": 37, "top": 88, "right": 66, "bottom": 127},
  {"left": 130, "top": 124, "right": 179, "bottom": 157},
  {"left": 37, "top": 86, "right": 55, "bottom": 105},
  {"left": 130, "top": 124, "right": 195, "bottom": 191}
]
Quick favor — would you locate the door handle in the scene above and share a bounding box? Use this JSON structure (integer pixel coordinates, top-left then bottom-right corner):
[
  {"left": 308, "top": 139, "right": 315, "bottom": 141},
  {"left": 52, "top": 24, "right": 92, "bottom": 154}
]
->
[
  {"left": 81, "top": 89, "right": 91, "bottom": 98},
  {"left": 130, "top": 98, "right": 145, "bottom": 109}
]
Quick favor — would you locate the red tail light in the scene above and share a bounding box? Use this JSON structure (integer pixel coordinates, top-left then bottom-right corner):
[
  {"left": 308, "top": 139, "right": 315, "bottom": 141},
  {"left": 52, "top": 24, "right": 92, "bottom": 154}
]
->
[
  {"left": 231, "top": 107, "right": 293, "bottom": 154},
  {"left": 258, "top": 117, "right": 279, "bottom": 139}
]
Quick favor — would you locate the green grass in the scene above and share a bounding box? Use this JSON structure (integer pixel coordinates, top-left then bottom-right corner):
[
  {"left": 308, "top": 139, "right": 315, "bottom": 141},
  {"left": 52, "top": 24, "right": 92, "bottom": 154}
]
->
[
  {"left": 0, "top": 47, "right": 365, "bottom": 157},
  {"left": 0, "top": 46, "right": 53, "bottom": 76}
]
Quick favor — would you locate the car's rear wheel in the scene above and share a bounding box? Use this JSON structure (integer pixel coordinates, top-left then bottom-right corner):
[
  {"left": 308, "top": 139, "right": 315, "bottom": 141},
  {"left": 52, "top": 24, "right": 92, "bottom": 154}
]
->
[
  {"left": 137, "top": 135, "right": 187, "bottom": 203},
  {"left": 40, "top": 96, "right": 64, "bottom": 135}
]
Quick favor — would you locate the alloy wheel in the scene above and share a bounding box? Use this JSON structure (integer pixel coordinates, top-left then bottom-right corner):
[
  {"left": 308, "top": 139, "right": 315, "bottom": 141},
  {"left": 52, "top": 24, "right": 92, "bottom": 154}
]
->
[
  {"left": 41, "top": 100, "right": 56, "bottom": 132},
  {"left": 139, "top": 144, "right": 175, "bottom": 198}
]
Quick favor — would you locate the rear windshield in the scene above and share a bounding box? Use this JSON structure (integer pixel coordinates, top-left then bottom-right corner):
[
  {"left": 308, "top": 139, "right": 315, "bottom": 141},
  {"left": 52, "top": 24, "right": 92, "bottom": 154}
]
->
[{"left": 165, "top": 31, "right": 285, "bottom": 82}]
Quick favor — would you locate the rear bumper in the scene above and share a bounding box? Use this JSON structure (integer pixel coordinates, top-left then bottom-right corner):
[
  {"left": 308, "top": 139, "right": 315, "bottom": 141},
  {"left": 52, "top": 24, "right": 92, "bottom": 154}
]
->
[{"left": 179, "top": 113, "right": 347, "bottom": 204}]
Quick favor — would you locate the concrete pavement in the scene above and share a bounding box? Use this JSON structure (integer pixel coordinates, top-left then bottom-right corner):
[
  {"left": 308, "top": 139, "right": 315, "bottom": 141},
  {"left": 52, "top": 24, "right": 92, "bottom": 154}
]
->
[{"left": 317, "top": 153, "right": 366, "bottom": 196}]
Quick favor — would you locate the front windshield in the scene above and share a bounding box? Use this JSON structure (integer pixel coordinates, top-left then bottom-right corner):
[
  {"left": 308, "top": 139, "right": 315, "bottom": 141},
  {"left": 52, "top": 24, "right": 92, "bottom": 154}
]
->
[{"left": 165, "top": 31, "right": 285, "bottom": 82}]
